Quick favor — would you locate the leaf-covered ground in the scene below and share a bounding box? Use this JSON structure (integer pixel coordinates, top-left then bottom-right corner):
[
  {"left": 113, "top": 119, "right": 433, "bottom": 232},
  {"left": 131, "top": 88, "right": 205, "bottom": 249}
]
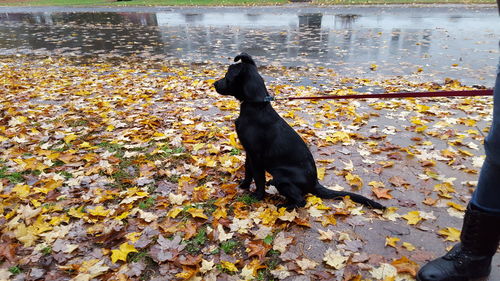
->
[{"left": 0, "top": 55, "right": 494, "bottom": 280}]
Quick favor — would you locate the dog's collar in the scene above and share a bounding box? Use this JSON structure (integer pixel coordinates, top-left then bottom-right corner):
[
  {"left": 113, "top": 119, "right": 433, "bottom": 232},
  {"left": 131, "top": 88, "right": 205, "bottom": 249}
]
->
[
  {"left": 243, "top": 96, "right": 274, "bottom": 103},
  {"left": 263, "top": 96, "right": 275, "bottom": 102}
]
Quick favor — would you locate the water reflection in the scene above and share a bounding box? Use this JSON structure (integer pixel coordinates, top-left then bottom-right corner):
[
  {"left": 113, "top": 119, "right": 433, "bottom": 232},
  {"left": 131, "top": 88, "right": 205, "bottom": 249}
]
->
[
  {"left": 0, "top": 8, "right": 498, "bottom": 84},
  {"left": 334, "top": 14, "right": 359, "bottom": 29}
]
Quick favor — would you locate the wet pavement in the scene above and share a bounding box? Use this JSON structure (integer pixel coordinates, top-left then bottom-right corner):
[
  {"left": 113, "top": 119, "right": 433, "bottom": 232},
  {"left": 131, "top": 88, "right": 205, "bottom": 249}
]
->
[{"left": 0, "top": 5, "right": 499, "bottom": 86}]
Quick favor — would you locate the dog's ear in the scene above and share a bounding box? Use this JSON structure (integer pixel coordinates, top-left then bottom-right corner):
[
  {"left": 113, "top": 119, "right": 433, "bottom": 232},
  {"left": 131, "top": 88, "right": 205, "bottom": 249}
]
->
[{"left": 234, "top": 53, "right": 256, "bottom": 66}]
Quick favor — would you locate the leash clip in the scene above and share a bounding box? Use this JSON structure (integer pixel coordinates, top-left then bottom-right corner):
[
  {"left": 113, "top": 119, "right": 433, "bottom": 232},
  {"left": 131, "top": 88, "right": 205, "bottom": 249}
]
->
[{"left": 264, "top": 96, "right": 275, "bottom": 102}]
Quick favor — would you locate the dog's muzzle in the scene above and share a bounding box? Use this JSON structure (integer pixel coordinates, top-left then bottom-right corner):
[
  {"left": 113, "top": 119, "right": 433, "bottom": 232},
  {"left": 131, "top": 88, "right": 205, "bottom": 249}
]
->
[{"left": 213, "top": 79, "right": 229, "bottom": 95}]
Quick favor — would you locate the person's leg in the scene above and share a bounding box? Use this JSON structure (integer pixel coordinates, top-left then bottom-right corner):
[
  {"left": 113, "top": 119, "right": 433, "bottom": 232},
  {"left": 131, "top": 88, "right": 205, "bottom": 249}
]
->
[
  {"left": 471, "top": 58, "right": 500, "bottom": 213},
  {"left": 417, "top": 60, "right": 500, "bottom": 281}
]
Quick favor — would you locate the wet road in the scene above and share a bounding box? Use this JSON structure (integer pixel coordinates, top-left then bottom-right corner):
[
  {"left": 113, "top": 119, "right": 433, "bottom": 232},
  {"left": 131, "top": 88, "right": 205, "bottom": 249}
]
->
[{"left": 0, "top": 5, "right": 498, "bottom": 86}]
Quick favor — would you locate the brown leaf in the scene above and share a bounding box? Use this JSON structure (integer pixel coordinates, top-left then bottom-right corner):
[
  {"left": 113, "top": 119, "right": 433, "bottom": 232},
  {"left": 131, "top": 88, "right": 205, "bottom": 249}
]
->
[
  {"left": 371, "top": 187, "right": 393, "bottom": 199},
  {"left": 423, "top": 197, "right": 438, "bottom": 206},
  {"left": 247, "top": 240, "right": 271, "bottom": 261},
  {"left": 293, "top": 217, "right": 311, "bottom": 227},
  {"left": 342, "top": 264, "right": 362, "bottom": 281},
  {"left": 182, "top": 221, "right": 198, "bottom": 240},
  {"left": 387, "top": 152, "right": 403, "bottom": 160},
  {"left": 311, "top": 270, "right": 335, "bottom": 280},
  {"left": 388, "top": 176, "right": 410, "bottom": 188},
  {"left": 176, "top": 254, "right": 202, "bottom": 266},
  {"left": 93, "top": 229, "right": 126, "bottom": 248},
  {"left": 159, "top": 218, "right": 181, "bottom": 235},
  {"left": 410, "top": 250, "right": 436, "bottom": 263},
  {"left": 0, "top": 242, "right": 20, "bottom": 263}
]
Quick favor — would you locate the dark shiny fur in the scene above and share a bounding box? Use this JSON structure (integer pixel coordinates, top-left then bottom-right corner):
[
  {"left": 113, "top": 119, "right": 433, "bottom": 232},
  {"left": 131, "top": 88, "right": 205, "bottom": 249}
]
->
[{"left": 214, "top": 53, "right": 384, "bottom": 210}]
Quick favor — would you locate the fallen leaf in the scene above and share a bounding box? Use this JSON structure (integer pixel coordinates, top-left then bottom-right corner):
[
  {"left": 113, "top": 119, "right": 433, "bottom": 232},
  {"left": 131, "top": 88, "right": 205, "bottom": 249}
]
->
[
  {"left": 438, "top": 227, "right": 461, "bottom": 242},
  {"left": 111, "top": 242, "right": 138, "bottom": 263},
  {"left": 323, "top": 248, "right": 348, "bottom": 269}
]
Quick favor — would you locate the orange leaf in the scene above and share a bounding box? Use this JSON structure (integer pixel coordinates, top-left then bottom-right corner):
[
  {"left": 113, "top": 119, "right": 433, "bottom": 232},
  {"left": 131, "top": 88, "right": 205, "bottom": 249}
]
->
[
  {"left": 391, "top": 256, "right": 419, "bottom": 277},
  {"left": 371, "top": 187, "right": 393, "bottom": 199},
  {"left": 247, "top": 240, "right": 271, "bottom": 261}
]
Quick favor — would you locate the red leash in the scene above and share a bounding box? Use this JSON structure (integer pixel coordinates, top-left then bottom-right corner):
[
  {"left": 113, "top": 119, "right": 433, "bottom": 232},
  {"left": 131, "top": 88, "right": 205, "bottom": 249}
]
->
[{"left": 282, "top": 89, "right": 493, "bottom": 101}]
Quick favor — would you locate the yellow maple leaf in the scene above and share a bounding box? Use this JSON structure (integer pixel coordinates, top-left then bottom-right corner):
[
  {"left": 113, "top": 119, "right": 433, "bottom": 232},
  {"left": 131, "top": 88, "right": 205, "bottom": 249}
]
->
[
  {"left": 345, "top": 173, "right": 363, "bottom": 189},
  {"left": 438, "top": 227, "right": 461, "bottom": 242},
  {"left": 220, "top": 260, "right": 238, "bottom": 272},
  {"left": 320, "top": 214, "right": 337, "bottom": 226},
  {"left": 87, "top": 206, "right": 110, "bottom": 217},
  {"left": 434, "top": 182, "right": 455, "bottom": 199},
  {"left": 34, "top": 179, "right": 63, "bottom": 194},
  {"left": 368, "top": 181, "right": 385, "bottom": 188},
  {"left": 14, "top": 158, "right": 48, "bottom": 171},
  {"left": 378, "top": 161, "right": 394, "bottom": 168},
  {"left": 14, "top": 223, "right": 38, "bottom": 247},
  {"left": 187, "top": 208, "right": 208, "bottom": 219},
  {"left": 49, "top": 214, "right": 70, "bottom": 226},
  {"left": 125, "top": 232, "right": 142, "bottom": 243},
  {"left": 461, "top": 118, "right": 477, "bottom": 126},
  {"left": 447, "top": 202, "right": 466, "bottom": 212},
  {"left": 326, "top": 131, "right": 351, "bottom": 144},
  {"left": 213, "top": 207, "right": 227, "bottom": 219},
  {"left": 458, "top": 149, "right": 474, "bottom": 157},
  {"left": 258, "top": 207, "right": 279, "bottom": 225},
  {"left": 115, "top": 211, "right": 130, "bottom": 221},
  {"left": 68, "top": 206, "right": 86, "bottom": 218},
  {"left": 175, "top": 266, "right": 197, "bottom": 280},
  {"left": 31, "top": 216, "right": 53, "bottom": 235},
  {"left": 12, "top": 184, "right": 30, "bottom": 198},
  {"left": 64, "top": 133, "right": 78, "bottom": 144},
  {"left": 111, "top": 242, "right": 138, "bottom": 263},
  {"left": 402, "top": 211, "right": 422, "bottom": 225},
  {"left": 167, "top": 207, "right": 183, "bottom": 218},
  {"left": 415, "top": 125, "right": 428, "bottom": 133},
  {"left": 402, "top": 242, "right": 416, "bottom": 251},
  {"left": 385, "top": 237, "right": 400, "bottom": 248},
  {"left": 317, "top": 167, "right": 326, "bottom": 181},
  {"left": 306, "top": 195, "right": 323, "bottom": 206}
]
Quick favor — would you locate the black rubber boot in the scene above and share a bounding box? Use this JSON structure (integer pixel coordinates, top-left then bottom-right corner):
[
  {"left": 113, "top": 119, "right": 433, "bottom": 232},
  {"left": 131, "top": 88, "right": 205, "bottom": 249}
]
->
[{"left": 417, "top": 204, "right": 500, "bottom": 281}]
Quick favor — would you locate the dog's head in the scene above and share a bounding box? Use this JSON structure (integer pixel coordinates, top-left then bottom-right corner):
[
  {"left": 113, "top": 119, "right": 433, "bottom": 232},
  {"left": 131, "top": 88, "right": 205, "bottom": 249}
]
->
[{"left": 214, "top": 53, "right": 271, "bottom": 102}]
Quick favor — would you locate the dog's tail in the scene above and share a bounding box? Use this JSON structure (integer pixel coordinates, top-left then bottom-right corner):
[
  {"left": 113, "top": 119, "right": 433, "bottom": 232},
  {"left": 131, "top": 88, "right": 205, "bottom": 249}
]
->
[{"left": 313, "top": 183, "right": 385, "bottom": 209}]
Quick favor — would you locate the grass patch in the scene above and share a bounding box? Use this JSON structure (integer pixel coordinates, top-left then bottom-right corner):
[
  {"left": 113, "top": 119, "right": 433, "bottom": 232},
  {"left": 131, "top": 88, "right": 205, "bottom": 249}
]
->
[
  {"left": 128, "top": 250, "right": 149, "bottom": 263},
  {"left": 42, "top": 246, "right": 52, "bottom": 255},
  {"left": 315, "top": 0, "right": 495, "bottom": 3},
  {"left": 8, "top": 266, "right": 22, "bottom": 275},
  {"left": 138, "top": 196, "right": 156, "bottom": 210},
  {"left": 185, "top": 227, "right": 208, "bottom": 255},
  {"left": 0, "top": 166, "right": 25, "bottom": 184},
  {"left": 220, "top": 239, "right": 239, "bottom": 254},
  {"left": 236, "top": 194, "right": 259, "bottom": 205}
]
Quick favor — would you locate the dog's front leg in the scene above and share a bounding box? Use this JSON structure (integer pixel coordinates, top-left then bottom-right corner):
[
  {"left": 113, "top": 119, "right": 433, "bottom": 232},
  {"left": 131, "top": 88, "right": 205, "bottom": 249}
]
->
[
  {"left": 250, "top": 162, "right": 266, "bottom": 200},
  {"left": 238, "top": 156, "right": 253, "bottom": 189}
]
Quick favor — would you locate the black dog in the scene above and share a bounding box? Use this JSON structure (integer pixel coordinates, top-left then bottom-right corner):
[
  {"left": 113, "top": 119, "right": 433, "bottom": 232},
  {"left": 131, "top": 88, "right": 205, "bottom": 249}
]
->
[{"left": 214, "top": 53, "right": 384, "bottom": 210}]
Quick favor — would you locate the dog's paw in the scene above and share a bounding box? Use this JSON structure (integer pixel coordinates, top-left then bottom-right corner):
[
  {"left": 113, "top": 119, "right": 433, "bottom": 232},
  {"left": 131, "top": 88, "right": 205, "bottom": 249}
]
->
[
  {"left": 238, "top": 180, "right": 251, "bottom": 190},
  {"left": 250, "top": 191, "right": 264, "bottom": 201},
  {"left": 277, "top": 201, "right": 306, "bottom": 210}
]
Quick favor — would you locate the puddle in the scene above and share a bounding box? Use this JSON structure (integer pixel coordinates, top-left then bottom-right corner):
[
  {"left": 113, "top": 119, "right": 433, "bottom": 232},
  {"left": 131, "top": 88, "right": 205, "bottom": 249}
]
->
[{"left": 0, "top": 6, "right": 498, "bottom": 85}]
